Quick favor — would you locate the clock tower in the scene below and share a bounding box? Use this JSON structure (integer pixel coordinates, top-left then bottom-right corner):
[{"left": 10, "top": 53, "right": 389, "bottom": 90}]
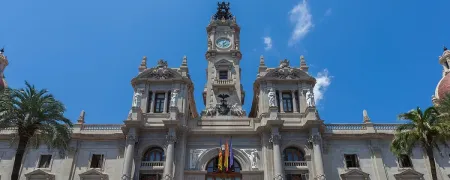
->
[{"left": 202, "top": 2, "right": 245, "bottom": 117}]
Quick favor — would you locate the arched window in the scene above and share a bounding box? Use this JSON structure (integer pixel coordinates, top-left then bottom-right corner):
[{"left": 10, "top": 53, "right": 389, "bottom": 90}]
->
[
  {"left": 205, "top": 156, "right": 242, "bottom": 180},
  {"left": 283, "top": 147, "right": 305, "bottom": 161},
  {"left": 142, "top": 147, "right": 165, "bottom": 161}
]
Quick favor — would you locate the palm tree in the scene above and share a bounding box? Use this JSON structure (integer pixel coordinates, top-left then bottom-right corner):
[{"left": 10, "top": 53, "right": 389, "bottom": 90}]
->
[
  {"left": 390, "top": 106, "right": 450, "bottom": 180},
  {"left": 0, "top": 82, "right": 73, "bottom": 180}
]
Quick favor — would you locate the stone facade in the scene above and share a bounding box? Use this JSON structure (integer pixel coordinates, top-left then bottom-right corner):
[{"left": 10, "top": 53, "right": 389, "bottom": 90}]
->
[{"left": 1, "top": 3, "right": 450, "bottom": 180}]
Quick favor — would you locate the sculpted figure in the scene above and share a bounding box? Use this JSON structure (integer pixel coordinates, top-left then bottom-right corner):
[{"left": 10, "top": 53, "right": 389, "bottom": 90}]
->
[
  {"left": 231, "top": 103, "right": 244, "bottom": 117},
  {"left": 306, "top": 90, "right": 315, "bottom": 107},
  {"left": 205, "top": 104, "right": 216, "bottom": 116},
  {"left": 268, "top": 88, "right": 277, "bottom": 107},
  {"left": 170, "top": 89, "right": 179, "bottom": 107},
  {"left": 132, "top": 89, "right": 143, "bottom": 108}
]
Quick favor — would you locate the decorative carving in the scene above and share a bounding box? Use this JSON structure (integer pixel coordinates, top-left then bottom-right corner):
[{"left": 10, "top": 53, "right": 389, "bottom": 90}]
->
[
  {"left": 208, "top": 39, "right": 212, "bottom": 50},
  {"left": 268, "top": 88, "right": 277, "bottom": 107},
  {"left": 269, "top": 134, "right": 282, "bottom": 143},
  {"left": 132, "top": 89, "right": 143, "bottom": 107},
  {"left": 165, "top": 134, "right": 177, "bottom": 145},
  {"left": 213, "top": 2, "right": 233, "bottom": 21},
  {"left": 265, "top": 67, "right": 304, "bottom": 80},
  {"left": 157, "top": 59, "right": 168, "bottom": 68},
  {"left": 163, "top": 174, "right": 173, "bottom": 180},
  {"left": 143, "top": 60, "right": 176, "bottom": 80},
  {"left": 307, "top": 134, "right": 321, "bottom": 145},
  {"left": 274, "top": 174, "right": 284, "bottom": 180},
  {"left": 216, "top": 94, "right": 230, "bottom": 115},
  {"left": 204, "top": 104, "right": 217, "bottom": 116},
  {"left": 231, "top": 103, "right": 245, "bottom": 117},
  {"left": 306, "top": 90, "right": 315, "bottom": 107},
  {"left": 170, "top": 89, "right": 179, "bottom": 107},
  {"left": 126, "top": 135, "right": 137, "bottom": 144},
  {"left": 316, "top": 174, "right": 326, "bottom": 180},
  {"left": 279, "top": 59, "right": 290, "bottom": 68},
  {"left": 240, "top": 149, "right": 259, "bottom": 169},
  {"left": 190, "top": 149, "right": 207, "bottom": 169}
]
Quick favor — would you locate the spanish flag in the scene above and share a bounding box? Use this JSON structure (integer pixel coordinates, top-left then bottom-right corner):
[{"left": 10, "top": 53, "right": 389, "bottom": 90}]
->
[
  {"left": 224, "top": 139, "right": 229, "bottom": 172},
  {"left": 218, "top": 138, "right": 223, "bottom": 172}
]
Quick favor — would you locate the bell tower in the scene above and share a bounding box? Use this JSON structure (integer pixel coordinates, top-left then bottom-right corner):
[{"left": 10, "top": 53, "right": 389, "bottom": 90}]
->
[{"left": 202, "top": 2, "right": 245, "bottom": 117}]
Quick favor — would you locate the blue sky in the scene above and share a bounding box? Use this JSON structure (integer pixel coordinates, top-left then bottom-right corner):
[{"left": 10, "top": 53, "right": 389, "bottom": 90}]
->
[{"left": 1, "top": 0, "right": 449, "bottom": 124}]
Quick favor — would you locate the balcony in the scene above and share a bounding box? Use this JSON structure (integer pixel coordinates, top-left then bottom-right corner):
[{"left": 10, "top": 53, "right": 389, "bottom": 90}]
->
[
  {"left": 284, "top": 161, "right": 308, "bottom": 170},
  {"left": 212, "top": 78, "right": 235, "bottom": 87},
  {"left": 140, "top": 161, "right": 165, "bottom": 170}
]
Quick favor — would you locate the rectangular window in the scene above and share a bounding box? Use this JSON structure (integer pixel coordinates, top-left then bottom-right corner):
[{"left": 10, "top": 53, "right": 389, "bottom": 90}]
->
[
  {"left": 90, "top": 154, "right": 104, "bottom": 168},
  {"left": 399, "top": 155, "right": 413, "bottom": 168},
  {"left": 154, "top": 93, "right": 165, "bottom": 113},
  {"left": 38, "top": 155, "right": 52, "bottom": 168},
  {"left": 282, "top": 92, "right": 293, "bottom": 112},
  {"left": 147, "top": 91, "right": 153, "bottom": 113},
  {"left": 219, "top": 70, "right": 228, "bottom": 80},
  {"left": 166, "top": 91, "right": 171, "bottom": 113},
  {"left": 344, "top": 154, "right": 359, "bottom": 168}
]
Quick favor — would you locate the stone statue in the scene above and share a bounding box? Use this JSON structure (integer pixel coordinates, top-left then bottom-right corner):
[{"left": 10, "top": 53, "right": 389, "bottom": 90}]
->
[
  {"left": 306, "top": 90, "right": 315, "bottom": 107},
  {"left": 363, "top": 109, "right": 371, "bottom": 123},
  {"left": 170, "top": 89, "right": 179, "bottom": 107},
  {"left": 250, "top": 151, "right": 258, "bottom": 168},
  {"left": 268, "top": 88, "right": 277, "bottom": 107},
  {"left": 132, "top": 89, "right": 143, "bottom": 108},
  {"left": 205, "top": 104, "right": 216, "bottom": 116},
  {"left": 231, "top": 103, "right": 244, "bottom": 117}
]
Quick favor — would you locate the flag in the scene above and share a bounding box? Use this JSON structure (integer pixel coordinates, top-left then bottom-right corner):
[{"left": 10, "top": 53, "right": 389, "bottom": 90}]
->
[
  {"left": 229, "top": 137, "right": 234, "bottom": 169},
  {"left": 224, "top": 139, "right": 229, "bottom": 172},
  {"left": 218, "top": 138, "right": 223, "bottom": 172}
]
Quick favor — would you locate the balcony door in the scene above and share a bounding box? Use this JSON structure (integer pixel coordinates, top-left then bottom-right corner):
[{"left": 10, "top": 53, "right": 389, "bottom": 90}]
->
[{"left": 205, "top": 156, "right": 241, "bottom": 180}]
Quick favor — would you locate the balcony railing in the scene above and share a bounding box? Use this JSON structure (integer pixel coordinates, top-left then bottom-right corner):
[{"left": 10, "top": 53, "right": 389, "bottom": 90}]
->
[
  {"left": 284, "top": 161, "right": 307, "bottom": 169},
  {"left": 141, "top": 161, "right": 165, "bottom": 170},
  {"left": 212, "top": 79, "right": 234, "bottom": 86},
  {"left": 80, "top": 124, "right": 123, "bottom": 131}
]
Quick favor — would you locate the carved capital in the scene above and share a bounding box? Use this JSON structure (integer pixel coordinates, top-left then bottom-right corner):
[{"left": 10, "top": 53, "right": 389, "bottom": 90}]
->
[
  {"left": 163, "top": 174, "right": 173, "bottom": 180},
  {"left": 307, "top": 134, "right": 321, "bottom": 145},
  {"left": 126, "top": 135, "right": 137, "bottom": 144},
  {"left": 165, "top": 134, "right": 177, "bottom": 145},
  {"left": 269, "top": 134, "right": 282, "bottom": 144},
  {"left": 315, "top": 174, "right": 326, "bottom": 180},
  {"left": 178, "top": 125, "right": 190, "bottom": 135},
  {"left": 274, "top": 174, "right": 284, "bottom": 180}
]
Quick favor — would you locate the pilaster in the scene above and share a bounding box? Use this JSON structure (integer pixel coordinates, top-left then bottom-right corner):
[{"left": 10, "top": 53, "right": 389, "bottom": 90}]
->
[
  {"left": 309, "top": 128, "right": 325, "bottom": 180},
  {"left": 122, "top": 128, "right": 138, "bottom": 180},
  {"left": 368, "top": 141, "right": 388, "bottom": 180}
]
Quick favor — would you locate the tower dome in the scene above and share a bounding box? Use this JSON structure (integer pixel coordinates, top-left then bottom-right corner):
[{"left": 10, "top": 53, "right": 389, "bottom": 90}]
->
[{"left": 435, "top": 46, "right": 450, "bottom": 100}]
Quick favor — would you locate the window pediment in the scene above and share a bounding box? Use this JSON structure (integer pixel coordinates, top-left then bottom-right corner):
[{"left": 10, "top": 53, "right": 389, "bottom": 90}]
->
[
  {"left": 340, "top": 169, "right": 370, "bottom": 179},
  {"left": 25, "top": 169, "right": 55, "bottom": 180},
  {"left": 264, "top": 67, "right": 315, "bottom": 81},
  {"left": 214, "top": 59, "right": 232, "bottom": 66},
  {"left": 135, "top": 67, "right": 182, "bottom": 80},
  {"left": 79, "top": 169, "right": 109, "bottom": 180},
  {"left": 394, "top": 169, "right": 423, "bottom": 180}
]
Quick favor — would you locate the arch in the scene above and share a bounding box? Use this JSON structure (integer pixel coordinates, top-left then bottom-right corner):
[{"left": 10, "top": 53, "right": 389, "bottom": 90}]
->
[
  {"left": 140, "top": 145, "right": 165, "bottom": 161},
  {"left": 206, "top": 156, "right": 242, "bottom": 172},
  {"left": 197, "top": 148, "right": 252, "bottom": 171},
  {"left": 281, "top": 142, "right": 310, "bottom": 156},
  {"left": 142, "top": 146, "right": 165, "bottom": 161},
  {"left": 283, "top": 146, "right": 305, "bottom": 161}
]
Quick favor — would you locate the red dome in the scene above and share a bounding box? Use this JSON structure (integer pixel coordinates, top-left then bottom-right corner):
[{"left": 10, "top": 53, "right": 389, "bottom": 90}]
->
[{"left": 437, "top": 74, "right": 450, "bottom": 99}]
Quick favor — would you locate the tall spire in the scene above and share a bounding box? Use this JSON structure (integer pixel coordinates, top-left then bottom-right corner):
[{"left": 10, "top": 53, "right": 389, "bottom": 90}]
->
[
  {"left": 259, "top": 55, "right": 266, "bottom": 66},
  {"left": 300, "top": 55, "right": 309, "bottom": 72},
  {"left": 181, "top": 55, "right": 188, "bottom": 67},
  {"left": 138, "top": 56, "right": 147, "bottom": 73}
]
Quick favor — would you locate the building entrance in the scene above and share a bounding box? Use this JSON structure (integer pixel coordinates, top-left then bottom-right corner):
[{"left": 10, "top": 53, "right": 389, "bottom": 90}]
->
[{"left": 205, "top": 156, "right": 242, "bottom": 180}]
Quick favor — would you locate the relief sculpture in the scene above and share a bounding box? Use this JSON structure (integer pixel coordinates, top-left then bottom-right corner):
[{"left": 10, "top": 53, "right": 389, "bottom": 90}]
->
[
  {"left": 240, "top": 149, "right": 259, "bottom": 169},
  {"left": 190, "top": 149, "right": 207, "bottom": 169}
]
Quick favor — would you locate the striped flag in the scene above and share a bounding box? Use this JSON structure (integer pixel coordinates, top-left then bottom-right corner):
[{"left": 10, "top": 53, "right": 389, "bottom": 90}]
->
[
  {"left": 229, "top": 137, "right": 234, "bottom": 169},
  {"left": 224, "top": 139, "right": 229, "bottom": 172},
  {"left": 218, "top": 138, "right": 223, "bottom": 172}
]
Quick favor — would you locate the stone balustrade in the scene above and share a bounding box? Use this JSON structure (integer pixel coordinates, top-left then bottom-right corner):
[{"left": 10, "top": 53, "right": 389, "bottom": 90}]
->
[
  {"left": 284, "top": 161, "right": 307, "bottom": 168},
  {"left": 80, "top": 124, "right": 123, "bottom": 131},
  {"left": 324, "top": 123, "right": 401, "bottom": 134},
  {"left": 213, "top": 79, "right": 234, "bottom": 86},
  {"left": 141, "top": 161, "right": 165, "bottom": 170}
]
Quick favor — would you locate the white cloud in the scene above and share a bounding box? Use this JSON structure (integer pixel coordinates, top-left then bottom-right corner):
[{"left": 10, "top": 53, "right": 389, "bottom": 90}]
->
[
  {"left": 288, "top": 0, "right": 313, "bottom": 46},
  {"left": 324, "top": 8, "right": 332, "bottom": 16},
  {"left": 263, "top": 36, "right": 273, "bottom": 50},
  {"left": 313, "top": 69, "right": 332, "bottom": 105}
]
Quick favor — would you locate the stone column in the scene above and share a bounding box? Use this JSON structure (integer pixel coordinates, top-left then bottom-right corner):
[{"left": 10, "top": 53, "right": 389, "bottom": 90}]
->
[
  {"left": 270, "top": 127, "right": 285, "bottom": 180},
  {"left": 174, "top": 126, "right": 189, "bottom": 180},
  {"left": 163, "top": 91, "right": 169, "bottom": 113},
  {"left": 163, "top": 128, "right": 177, "bottom": 180},
  {"left": 278, "top": 91, "right": 284, "bottom": 113},
  {"left": 299, "top": 89, "right": 307, "bottom": 113},
  {"left": 261, "top": 131, "right": 273, "bottom": 180},
  {"left": 122, "top": 129, "right": 137, "bottom": 180},
  {"left": 291, "top": 90, "right": 297, "bottom": 113},
  {"left": 150, "top": 91, "right": 156, "bottom": 113},
  {"left": 310, "top": 128, "right": 325, "bottom": 180}
]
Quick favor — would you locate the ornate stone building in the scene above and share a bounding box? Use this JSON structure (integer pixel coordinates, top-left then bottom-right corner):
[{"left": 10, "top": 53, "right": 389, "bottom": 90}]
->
[{"left": 2, "top": 2, "right": 450, "bottom": 180}]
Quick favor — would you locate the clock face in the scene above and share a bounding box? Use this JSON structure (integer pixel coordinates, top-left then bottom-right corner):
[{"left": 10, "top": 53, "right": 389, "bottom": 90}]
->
[{"left": 216, "top": 38, "right": 231, "bottom": 49}]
